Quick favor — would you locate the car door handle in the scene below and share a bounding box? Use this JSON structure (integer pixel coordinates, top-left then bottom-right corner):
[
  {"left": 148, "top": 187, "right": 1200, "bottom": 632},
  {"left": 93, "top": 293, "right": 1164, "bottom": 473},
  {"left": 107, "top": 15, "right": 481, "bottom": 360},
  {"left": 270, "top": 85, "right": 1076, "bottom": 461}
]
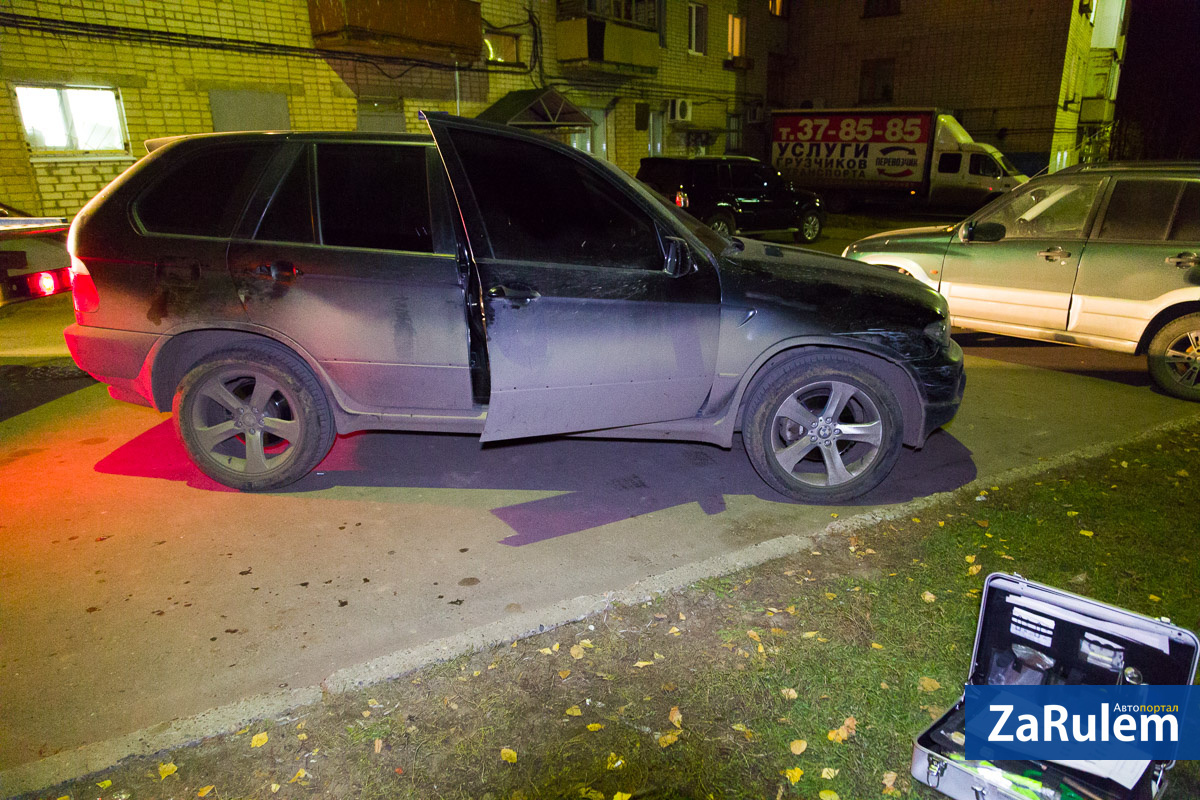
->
[
  {"left": 487, "top": 284, "right": 540, "bottom": 305},
  {"left": 1165, "top": 252, "right": 1200, "bottom": 268},
  {"left": 255, "top": 261, "right": 302, "bottom": 281},
  {"left": 1037, "top": 247, "right": 1071, "bottom": 261}
]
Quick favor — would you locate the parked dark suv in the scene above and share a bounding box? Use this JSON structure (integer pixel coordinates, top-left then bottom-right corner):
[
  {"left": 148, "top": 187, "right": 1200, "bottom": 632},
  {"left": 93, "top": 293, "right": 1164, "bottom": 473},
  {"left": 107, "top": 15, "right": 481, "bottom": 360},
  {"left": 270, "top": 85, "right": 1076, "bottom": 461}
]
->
[
  {"left": 65, "top": 114, "right": 963, "bottom": 502},
  {"left": 637, "top": 155, "right": 825, "bottom": 243}
]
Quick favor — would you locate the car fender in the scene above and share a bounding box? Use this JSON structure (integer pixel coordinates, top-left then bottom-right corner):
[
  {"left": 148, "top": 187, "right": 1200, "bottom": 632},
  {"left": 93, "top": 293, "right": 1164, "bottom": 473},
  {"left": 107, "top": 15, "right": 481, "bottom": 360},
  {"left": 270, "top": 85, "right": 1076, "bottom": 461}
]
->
[{"left": 850, "top": 253, "right": 941, "bottom": 291}]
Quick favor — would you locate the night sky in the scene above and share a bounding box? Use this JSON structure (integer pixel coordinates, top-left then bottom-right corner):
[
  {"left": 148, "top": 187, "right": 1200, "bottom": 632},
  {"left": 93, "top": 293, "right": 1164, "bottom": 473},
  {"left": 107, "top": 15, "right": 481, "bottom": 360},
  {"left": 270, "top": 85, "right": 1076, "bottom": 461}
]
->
[{"left": 1112, "top": 0, "right": 1200, "bottom": 159}]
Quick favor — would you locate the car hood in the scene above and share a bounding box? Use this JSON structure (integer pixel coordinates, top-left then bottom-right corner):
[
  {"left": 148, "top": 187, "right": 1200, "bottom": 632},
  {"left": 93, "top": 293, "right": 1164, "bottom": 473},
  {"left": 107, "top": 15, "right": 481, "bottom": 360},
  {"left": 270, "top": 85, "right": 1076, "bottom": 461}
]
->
[
  {"left": 719, "top": 237, "right": 948, "bottom": 330},
  {"left": 844, "top": 224, "right": 958, "bottom": 255}
]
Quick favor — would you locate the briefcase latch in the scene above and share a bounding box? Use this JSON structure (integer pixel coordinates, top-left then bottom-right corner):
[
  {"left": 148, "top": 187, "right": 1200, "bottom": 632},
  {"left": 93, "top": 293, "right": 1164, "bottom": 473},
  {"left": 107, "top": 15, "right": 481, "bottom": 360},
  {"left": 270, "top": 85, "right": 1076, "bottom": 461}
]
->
[{"left": 926, "top": 755, "right": 947, "bottom": 788}]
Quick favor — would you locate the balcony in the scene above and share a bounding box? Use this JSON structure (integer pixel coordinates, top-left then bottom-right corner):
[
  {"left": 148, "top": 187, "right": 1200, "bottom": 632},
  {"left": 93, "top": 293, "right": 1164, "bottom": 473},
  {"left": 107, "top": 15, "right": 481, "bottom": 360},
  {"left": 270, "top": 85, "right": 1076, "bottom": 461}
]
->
[
  {"left": 308, "top": 0, "right": 483, "bottom": 65},
  {"left": 556, "top": 0, "right": 660, "bottom": 76}
]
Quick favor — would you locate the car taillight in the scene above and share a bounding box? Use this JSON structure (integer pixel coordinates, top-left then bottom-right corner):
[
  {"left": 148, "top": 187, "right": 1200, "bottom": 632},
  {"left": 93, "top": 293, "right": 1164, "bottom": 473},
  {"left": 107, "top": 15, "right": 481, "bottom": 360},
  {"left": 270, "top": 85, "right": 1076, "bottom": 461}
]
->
[
  {"left": 70, "top": 255, "right": 99, "bottom": 312},
  {"left": 27, "top": 271, "right": 59, "bottom": 297}
]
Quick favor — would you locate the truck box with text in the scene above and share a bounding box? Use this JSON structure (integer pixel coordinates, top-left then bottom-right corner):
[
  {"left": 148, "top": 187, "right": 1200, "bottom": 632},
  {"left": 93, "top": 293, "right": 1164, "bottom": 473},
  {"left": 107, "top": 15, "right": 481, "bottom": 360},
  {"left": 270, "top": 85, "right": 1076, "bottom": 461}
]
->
[{"left": 770, "top": 108, "right": 1027, "bottom": 212}]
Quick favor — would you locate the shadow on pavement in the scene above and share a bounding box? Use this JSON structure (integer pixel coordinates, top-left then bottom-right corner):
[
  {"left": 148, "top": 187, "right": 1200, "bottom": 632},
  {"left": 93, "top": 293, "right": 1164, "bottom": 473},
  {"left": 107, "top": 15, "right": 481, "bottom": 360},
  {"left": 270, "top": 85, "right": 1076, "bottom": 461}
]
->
[
  {"left": 956, "top": 332, "right": 1151, "bottom": 388},
  {"left": 95, "top": 423, "right": 977, "bottom": 545}
]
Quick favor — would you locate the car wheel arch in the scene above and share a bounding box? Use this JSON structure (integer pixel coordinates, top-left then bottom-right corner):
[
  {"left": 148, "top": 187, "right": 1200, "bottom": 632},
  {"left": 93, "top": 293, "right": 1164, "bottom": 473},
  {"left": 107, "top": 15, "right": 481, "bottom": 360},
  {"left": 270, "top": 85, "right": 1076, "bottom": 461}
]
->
[
  {"left": 150, "top": 328, "right": 330, "bottom": 413},
  {"left": 1135, "top": 300, "right": 1200, "bottom": 356},
  {"left": 733, "top": 342, "right": 926, "bottom": 448}
]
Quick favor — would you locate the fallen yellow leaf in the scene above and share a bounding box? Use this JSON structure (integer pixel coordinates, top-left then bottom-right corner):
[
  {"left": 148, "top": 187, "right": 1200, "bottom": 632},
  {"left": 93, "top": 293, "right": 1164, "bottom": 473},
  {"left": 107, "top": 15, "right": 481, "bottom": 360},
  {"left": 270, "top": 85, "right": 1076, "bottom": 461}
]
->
[
  {"left": 552, "top": 642, "right": 560, "bottom": 652},
  {"left": 367, "top": 698, "right": 380, "bottom": 706},
  {"left": 500, "top": 747, "right": 517, "bottom": 763},
  {"left": 785, "top": 766, "right": 804, "bottom": 784},
  {"left": 968, "top": 564, "right": 982, "bottom": 576},
  {"left": 669, "top": 706, "right": 683, "bottom": 728},
  {"left": 1149, "top": 594, "right": 1162, "bottom": 602},
  {"left": 297, "top": 733, "right": 308, "bottom": 741},
  {"left": 374, "top": 738, "right": 383, "bottom": 754},
  {"left": 97, "top": 780, "right": 112, "bottom": 790},
  {"left": 882, "top": 770, "right": 899, "bottom": 791},
  {"left": 614, "top": 793, "right": 632, "bottom": 800},
  {"left": 922, "top": 591, "right": 937, "bottom": 603},
  {"left": 1067, "top": 510, "right": 1080, "bottom": 517},
  {"left": 566, "top": 705, "right": 582, "bottom": 716},
  {"left": 289, "top": 768, "right": 307, "bottom": 783},
  {"left": 870, "top": 642, "right": 884, "bottom": 650},
  {"left": 824, "top": 592, "right": 837, "bottom": 600},
  {"left": 158, "top": 762, "right": 177, "bottom": 780},
  {"left": 362, "top": 710, "right": 371, "bottom": 718},
  {"left": 198, "top": 786, "right": 214, "bottom": 798},
  {"left": 790, "top": 739, "right": 808, "bottom": 755},
  {"left": 634, "top": 660, "right": 654, "bottom": 668},
  {"left": 1080, "top": 530, "right": 1095, "bottom": 538},
  {"left": 821, "top": 767, "right": 840, "bottom": 779},
  {"left": 654, "top": 652, "right": 665, "bottom": 660},
  {"left": 570, "top": 644, "right": 585, "bottom": 660},
  {"left": 587, "top": 723, "right": 605, "bottom": 731},
  {"left": 235, "top": 726, "right": 249, "bottom": 735},
  {"left": 658, "top": 730, "right": 679, "bottom": 747},
  {"left": 668, "top": 626, "right": 681, "bottom": 635},
  {"left": 802, "top": 631, "right": 819, "bottom": 639},
  {"left": 606, "top": 752, "right": 625, "bottom": 770},
  {"left": 559, "top": 669, "right": 572, "bottom": 679},
  {"left": 827, "top": 727, "right": 847, "bottom": 743},
  {"left": 819, "top": 791, "right": 841, "bottom": 800},
  {"left": 965, "top": 555, "right": 976, "bottom": 564},
  {"left": 747, "top": 630, "right": 761, "bottom": 642},
  {"left": 781, "top": 687, "right": 798, "bottom": 700},
  {"left": 251, "top": 732, "right": 268, "bottom": 748},
  {"left": 271, "top": 784, "right": 280, "bottom": 793},
  {"left": 539, "top": 647, "right": 553, "bottom": 655},
  {"left": 919, "top": 676, "right": 942, "bottom": 692}
]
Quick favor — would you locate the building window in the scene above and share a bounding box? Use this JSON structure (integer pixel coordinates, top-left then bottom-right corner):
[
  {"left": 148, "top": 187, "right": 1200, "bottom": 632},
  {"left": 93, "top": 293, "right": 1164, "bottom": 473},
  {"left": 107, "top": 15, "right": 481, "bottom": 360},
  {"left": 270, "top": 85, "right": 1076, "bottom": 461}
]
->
[
  {"left": 727, "top": 14, "right": 746, "bottom": 57},
  {"left": 726, "top": 113, "right": 743, "bottom": 152},
  {"left": 484, "top": 30, "right": 521, "bottom": 64},
  {"left": 863, "top": 0, "right": 900, "bottom": 18},
  {"left": 688, "top": 3, "right": 708, "bottom": 54},
  {"left": 859, "top": 58, "right": 895, "bottom": 104},
  {"left": 14, "top": 85, "right": 126, "bottom": 153},
  {"left": 769, "top": 0, "right": 789, "bottom": 18},
  {"left": 648, "top": 109, "right": 664, "bottom": 155}
]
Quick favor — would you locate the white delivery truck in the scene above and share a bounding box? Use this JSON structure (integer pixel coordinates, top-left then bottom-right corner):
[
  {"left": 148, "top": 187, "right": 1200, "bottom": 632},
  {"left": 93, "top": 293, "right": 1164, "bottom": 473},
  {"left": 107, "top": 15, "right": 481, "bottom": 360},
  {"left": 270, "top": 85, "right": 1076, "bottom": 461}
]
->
[{"left": 770, "top": 108, "right": 1027, "bottom": 212}]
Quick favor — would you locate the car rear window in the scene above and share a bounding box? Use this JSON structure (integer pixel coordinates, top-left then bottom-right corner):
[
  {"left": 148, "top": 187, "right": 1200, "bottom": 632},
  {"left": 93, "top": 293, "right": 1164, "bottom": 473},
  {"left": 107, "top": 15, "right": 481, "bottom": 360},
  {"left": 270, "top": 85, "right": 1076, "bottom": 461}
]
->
[
  {"left": 637, "top": 159, "right": 687, "bottom": 192},
  {"left": 1169, "top": 182, "right": 1200, "bottom": 241},
  {"left": 1098, "top": 179, "right": 1181, "bottom": 241},
  {"left": 316, "top": 143, "right": 433, "bottom": 252},
  {"left": 136, "top": 144, "right": 272, "bottom": 237}
]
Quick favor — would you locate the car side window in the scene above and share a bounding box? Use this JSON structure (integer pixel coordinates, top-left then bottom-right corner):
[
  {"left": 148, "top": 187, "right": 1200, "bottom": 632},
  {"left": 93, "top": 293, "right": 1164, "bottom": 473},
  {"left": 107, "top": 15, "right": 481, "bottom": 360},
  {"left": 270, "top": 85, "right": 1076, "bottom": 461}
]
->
[
  {"left": 980, "top": 180, "right": 1101, "bottom": 239},
  {"left": 1169, "top": 183, "right": 1200, "bottom": 241},
  {"left": 448, "top": 129, "right": 662, "bottom": 270},
  {"left": 256, "top": 148, "right": 315, "bottom": 244},
  {"left": 937, "top": 153, "right": 962, "bottom": 174},
  {"left": 1098, "top": 179, "right": 1181, "bottom": 241},
  {"left": 969, "top": 153, "right": 1002, "bottom": 179},
  {"left": 315, "top": 143, "right": 433, "bottom": 253},
  {"left": 137, "top": 144, "right": 272, "bottom": 237}
]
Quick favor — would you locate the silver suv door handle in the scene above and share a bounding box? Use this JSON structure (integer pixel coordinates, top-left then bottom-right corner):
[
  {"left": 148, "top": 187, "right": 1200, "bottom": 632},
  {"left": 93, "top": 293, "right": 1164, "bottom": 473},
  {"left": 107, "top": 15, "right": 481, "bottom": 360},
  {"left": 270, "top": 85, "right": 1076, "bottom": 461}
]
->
[
  {"left": 1165, "top": 252, "right": 1200, "bottom": 268},
  {"left": 1037, "top": 247, "right": 1070, "bottom": 261}
]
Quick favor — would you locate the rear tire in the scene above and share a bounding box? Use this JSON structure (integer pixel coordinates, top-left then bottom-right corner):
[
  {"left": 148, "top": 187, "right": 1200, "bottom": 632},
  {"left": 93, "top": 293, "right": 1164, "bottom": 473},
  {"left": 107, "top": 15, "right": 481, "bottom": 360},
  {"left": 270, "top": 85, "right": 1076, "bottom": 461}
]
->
[
  {"left": 173, "top": 344, "right": 335, "bottom": 491},
  {"left": 1147, "top": 313, "right": 1200, "bottom": 401},
  {"left": 743, "top": 355, "right": 904, "bottom": 503},
  {"left": 706, "top": 212, "right": 736, "bottom": 236}
]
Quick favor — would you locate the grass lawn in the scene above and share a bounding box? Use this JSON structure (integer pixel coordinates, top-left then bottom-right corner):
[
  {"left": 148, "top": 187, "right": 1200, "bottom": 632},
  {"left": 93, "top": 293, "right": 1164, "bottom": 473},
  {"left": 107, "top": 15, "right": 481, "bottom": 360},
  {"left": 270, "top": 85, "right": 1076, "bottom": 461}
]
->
[{"left": 30, "top": 422, "right": 1200, "bottom": 800}]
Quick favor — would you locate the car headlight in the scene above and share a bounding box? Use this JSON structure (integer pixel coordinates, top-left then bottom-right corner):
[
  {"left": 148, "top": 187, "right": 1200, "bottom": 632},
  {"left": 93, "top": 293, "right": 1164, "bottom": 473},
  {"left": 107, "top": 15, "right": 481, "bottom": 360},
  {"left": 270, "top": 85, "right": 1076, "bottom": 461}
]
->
[{"left": 924, "top": 319, "right": 950, "bottom": 348}]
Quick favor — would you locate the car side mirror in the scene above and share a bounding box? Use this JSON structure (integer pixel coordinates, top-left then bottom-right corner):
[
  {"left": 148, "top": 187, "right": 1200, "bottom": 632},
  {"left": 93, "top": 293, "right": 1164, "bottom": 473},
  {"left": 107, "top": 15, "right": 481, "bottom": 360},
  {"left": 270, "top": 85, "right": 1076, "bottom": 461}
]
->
[
  {"left": 968, "top": 221, "right": 1006, "bottom": 242},
  {"left": 664, "top": 236, "right": 695, "bottom": 277}
]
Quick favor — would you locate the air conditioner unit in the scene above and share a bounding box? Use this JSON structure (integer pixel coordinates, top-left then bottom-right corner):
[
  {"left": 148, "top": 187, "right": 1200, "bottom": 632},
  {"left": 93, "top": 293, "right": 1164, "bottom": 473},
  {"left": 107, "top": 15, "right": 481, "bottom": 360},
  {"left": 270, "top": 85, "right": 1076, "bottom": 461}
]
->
[{"left": 668, "top": 98, "right": 693, "bottom": 123}]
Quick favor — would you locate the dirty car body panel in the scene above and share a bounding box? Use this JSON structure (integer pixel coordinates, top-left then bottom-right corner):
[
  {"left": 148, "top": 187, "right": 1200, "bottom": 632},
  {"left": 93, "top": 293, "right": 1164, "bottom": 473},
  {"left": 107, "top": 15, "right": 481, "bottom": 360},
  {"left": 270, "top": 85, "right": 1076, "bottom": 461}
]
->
[{"left": 65, "top": 118, "right": 964, "bottom": 500}]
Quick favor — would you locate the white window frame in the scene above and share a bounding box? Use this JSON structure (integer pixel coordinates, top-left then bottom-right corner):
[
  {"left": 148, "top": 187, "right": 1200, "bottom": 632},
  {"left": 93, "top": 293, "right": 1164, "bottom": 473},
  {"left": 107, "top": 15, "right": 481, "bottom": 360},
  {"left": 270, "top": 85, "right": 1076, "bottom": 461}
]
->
[
  {"left": 688, "top": 3, "right": 708, "bottom": 55},
  {"left": 14, "top": 84, "right": 129, "bottom": 155}
]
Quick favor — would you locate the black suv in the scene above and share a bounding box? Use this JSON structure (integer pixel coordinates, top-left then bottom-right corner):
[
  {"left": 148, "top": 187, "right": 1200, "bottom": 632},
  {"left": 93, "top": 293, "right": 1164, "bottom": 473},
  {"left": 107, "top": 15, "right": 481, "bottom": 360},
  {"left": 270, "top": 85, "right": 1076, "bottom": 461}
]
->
[
  {"left": 637, "top": 155, "right": 825, "bottom": 243},
  {"left": 65, "top": 114, "right": 962, "bottom": 502}
]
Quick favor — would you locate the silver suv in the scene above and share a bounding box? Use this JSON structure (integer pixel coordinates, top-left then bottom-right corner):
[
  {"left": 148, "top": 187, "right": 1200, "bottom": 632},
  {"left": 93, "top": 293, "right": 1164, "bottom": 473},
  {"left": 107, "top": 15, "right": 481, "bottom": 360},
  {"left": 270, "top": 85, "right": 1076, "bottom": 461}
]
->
[{"left": 843, "top": 162, "right": 1200, "bottom": 401}]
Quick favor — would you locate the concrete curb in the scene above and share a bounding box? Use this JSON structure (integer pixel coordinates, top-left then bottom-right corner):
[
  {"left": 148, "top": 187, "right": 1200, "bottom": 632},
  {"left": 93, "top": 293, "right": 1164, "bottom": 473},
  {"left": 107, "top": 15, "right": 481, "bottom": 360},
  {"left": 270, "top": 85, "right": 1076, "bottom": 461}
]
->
[{"left": 4, "top": 413, "right": 1198, "bottom": 796}]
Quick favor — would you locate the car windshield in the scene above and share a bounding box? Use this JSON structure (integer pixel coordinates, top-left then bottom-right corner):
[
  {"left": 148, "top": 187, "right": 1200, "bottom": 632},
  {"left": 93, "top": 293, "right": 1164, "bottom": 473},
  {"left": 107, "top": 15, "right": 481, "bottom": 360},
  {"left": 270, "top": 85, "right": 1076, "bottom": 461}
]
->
[
  {"left": 996, "top": 153, "right": 1023, "bottom": 177},
  {"left": 601, "top": 160, "right": 731, "bottom": 254}
]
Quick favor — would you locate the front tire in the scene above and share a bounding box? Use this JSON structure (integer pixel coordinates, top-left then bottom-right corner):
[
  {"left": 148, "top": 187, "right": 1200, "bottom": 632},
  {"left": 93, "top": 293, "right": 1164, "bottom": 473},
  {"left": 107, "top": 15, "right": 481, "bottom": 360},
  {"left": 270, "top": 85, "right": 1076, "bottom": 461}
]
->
[
  {"left": 1147, "top": 313, "right": 1200, "bottom": 401},
  {"left": 793, "top": 211, "right": 822, "bottom": 244},
  {"left": 743, "top": 355, "right": 904, "bottom": 503},
  {"left": 173, "top": 345, "right": 335, "bottom": 491}
]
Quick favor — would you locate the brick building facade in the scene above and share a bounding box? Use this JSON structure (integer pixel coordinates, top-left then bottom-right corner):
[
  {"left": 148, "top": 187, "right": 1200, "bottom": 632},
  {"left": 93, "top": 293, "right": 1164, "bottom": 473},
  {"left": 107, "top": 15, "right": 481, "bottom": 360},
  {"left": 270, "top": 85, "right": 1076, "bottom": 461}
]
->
[
  {"left": 1, "top": 0, "right": 752, "bottom": 217},
  {"left": 760, "top": 0, "right": 1123, "bottom": 176}
]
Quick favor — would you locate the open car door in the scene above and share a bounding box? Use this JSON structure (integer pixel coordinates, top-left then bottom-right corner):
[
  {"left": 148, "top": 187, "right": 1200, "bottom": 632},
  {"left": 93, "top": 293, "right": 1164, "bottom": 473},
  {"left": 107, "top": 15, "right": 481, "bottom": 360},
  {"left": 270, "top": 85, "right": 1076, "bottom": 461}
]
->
[{"left": 423, "top": 112, "right": 722, "bottom": 442}]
